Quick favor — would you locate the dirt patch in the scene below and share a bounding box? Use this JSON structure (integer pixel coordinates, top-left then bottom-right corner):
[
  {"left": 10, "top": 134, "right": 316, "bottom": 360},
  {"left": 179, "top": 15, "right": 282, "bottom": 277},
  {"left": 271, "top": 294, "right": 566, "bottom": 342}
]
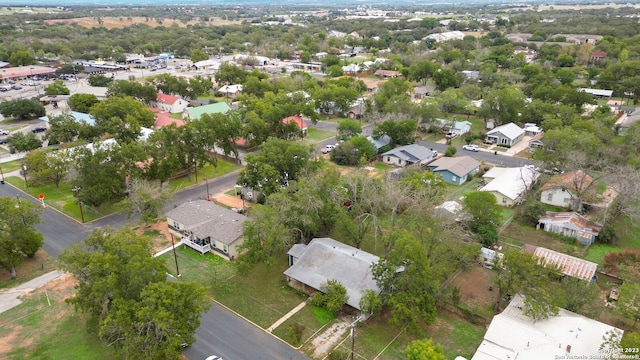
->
[
  {"left": 43, "top": 16, "right": 241, "bottom": 29},
  {"left": 449, "top": 266, "right": 496, "bottom": 309},
  {"left": 211, "top": 193, "right": 247, "bottom": 210},
  {"left": 136, "top": 222, "right": 174, "bottom": 254},
  {"left": 311, "top": 319, "right": 350, "bottom": 358}
]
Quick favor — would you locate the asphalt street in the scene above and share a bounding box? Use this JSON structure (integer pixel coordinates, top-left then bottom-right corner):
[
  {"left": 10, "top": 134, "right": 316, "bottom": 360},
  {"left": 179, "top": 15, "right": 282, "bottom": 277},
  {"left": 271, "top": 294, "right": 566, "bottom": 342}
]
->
[
  {"left": 183, "top": 302, "right": 309, "bottom": 360},
  {"left": 417, "top": 139, "right": 536, "bottom": 168}
]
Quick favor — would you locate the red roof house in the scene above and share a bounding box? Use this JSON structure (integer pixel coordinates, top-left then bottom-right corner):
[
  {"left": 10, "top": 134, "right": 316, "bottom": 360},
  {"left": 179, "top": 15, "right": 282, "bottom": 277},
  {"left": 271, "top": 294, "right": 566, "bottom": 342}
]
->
[
  {"left": 151, "top": 93, "right": 189, "bottom": 114},
  {"left": 282, "top": 115, "right": 308, "bottom": 134}
]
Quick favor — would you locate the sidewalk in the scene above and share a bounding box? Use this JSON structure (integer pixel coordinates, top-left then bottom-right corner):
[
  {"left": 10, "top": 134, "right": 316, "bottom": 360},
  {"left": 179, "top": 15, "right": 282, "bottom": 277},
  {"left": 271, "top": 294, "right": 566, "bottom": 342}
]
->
[
  {"left": 266, "top": 300, "right": 307, "bottom": 333},
  {"left": 0, "top": 270, "right": 65, "bottom": 314}
]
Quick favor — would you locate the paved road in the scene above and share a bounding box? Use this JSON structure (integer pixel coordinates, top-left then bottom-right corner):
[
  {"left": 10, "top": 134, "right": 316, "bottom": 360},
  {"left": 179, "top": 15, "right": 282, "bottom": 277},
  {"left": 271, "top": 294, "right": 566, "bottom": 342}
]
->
[
  {"left": 184, "top": 302, "right": 309, "bottom": 360},
  {"left": 417, "top": 140, "right": 536, "bottom": 168}
]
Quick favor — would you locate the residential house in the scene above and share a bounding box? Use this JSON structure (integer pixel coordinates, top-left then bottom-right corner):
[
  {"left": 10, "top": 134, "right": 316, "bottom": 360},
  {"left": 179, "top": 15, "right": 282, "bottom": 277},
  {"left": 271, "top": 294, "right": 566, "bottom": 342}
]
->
[
  {"left": 342, "top": 63, "right": 361, "bottom": 75},
  {"left": 481, "top": 166, "right": 539, "bottom": 206},
  {"left": 360, "top": 78, "right": 381, "bottom": 93},
  {"left": 528, "top": 133, "right": 543, "bottom": 152},
  {"left": 217, "top": 84, "right": 243, "bottom": 99},
  {"left": 150, "top": 93, "right": 189, "bottom": 114},
  {"left": 539, "top": 170, "right": 616, "bottom": 212},
  {"left": 183, "top": 102, "right": 231, "bottom": 120},
  {"left": 154, "top": 112, "right": 185, "bottom": 128},
  {"left": 472, "top": 294, "right": 621, "bottom": 360},
  {"left": 382, "top": 144, "right": 436, "bottom": 167},
  {"left": 522, "top": 244, "right": 598, "bottom": 280},
  {"left": 411, "top": 85, "right": 436, "bottom": 100},
  {"left": 192, "top": 59, "right": 222, "bottom": 73},
  {"left": 513, "top": 46, "right": 537, "bottom": 64},
  {"left": 282, "top": 115, "right": 308, "bottom": 136},
  {"left": 434, "top": 200, "right": 464, "bottom": 221},
  {"left": 486, "top": 122, "right": 525, "bottom": 147},
  {"left": 425, "top": 31, "right": 465, "bottom": 43},
  {"left": 523, "top": 123, "right": 543, "bottom": 136},
  {"left": 433, "top": 119, "right": 472, "bottom": 137},
  {"left": 284, "top": 238, "right": 380, "bottom": 311},
  {"left": 579, "top": 88, "right": 613, "bottom": 99},
  {"left": 590, "top": 51, "right": 607, "bottom": 64},
  {"left": 346, "top": 100, "right": 366, "bottom": 120},
  {"left": 166, "top": 200, "right": 246, "bottom": 260},
  {"left": 537, "top": 212, "right": 602, "bottom": 245},
  {"left": 373, "top": 69, "right": 400, "bottom": 79},
  {"left": 461, "top": 70, "right": 480, "bottom": 81},
  {"left": 367, "top": 134, "right": 392, "bottom": 152},
  {"left": 428, "top": 156, "right": 480, "bottom": 185}
]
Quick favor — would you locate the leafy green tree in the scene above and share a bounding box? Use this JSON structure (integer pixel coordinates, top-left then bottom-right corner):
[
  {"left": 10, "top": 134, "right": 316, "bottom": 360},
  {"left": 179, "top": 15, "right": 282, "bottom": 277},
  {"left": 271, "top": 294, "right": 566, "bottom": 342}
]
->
[
  {"left": 557, "top": 54, "right": 576, "bottom": 67},
  {"left": 8, "top": 50, "right": 35, "bottom": 66},
  {"left": 444, "top": 145, "right": 457, "bottom": 157},
  {"left": 561, "top": 277, "right": 600, "bottom": 315},
  {"left": 403, "top": 339, "right": 446, "bottom": 360},
  {"left": 237, "top": 138, "right": 317, "bottom": 198},
  {"left": 90, "top": 96, "right": 155, "bottom": 143},
  {"left": 373, "top": 120, "right": 417, "bottom": 146},
  {"left": 435, "top": 88, "right": 467, "bottom": 116},
  {"left": 0, "top": 99, "right": 46, "bottom": 120},
  {"left": 24, "top": 149, "right": 69, "bottom": 188},
  {"left": 359, "top": 289, "right": 383, "bottom": 316},
  {"left": 0, "top": 197, "right": 43, "bottom": 279},
  {"left": 410, "top": 60, "right": 438, "bottom": 85},
  {"left": 107, "top": 80, "right": 157, "bottom": 102},
  {"left": 44, "top": 80, "right": 70, "bottom": 95},
  {"left": 7, "top": 132, "right": 42, "bottom": 152},
  {"left": 87, "top": 74, "right": 113, "bottom": 87},
  {"left": 44, "top": 112, "right": 82, "bottom": 144},
  {"left": 200, "top": 112, "right": 244, "bottom": 164},
  {"left": 374, "top": 78, "right": 413, "bottom": 112},
  {"left": 325, "top": 65, "right": 344, "bottom": 77},
  {"left": 55, "top": 64, "right": 84, "bottom": 75},
  {"left": 72, "top": 145, "right": 129, "bottom": 209},
  {"left": 478, "top": 86, "right": 526, "bottom": 126},
  {"left": 337, "top": 118, "right": 362, "bottom": 140},
  {"left": 190, "top": 48, "right": 209, "bottom": 63},
  {"left": 310, "top": 279, "right": 349, "bottom": 314},
  {"left": 556, "top": 69, "right": 575, "bottom": 86},
  {"left": 125, "top": 178, "right": 172, "bottom": 225},
  {"left": 463, "top": 191, "right": 502, "bottom": 246},
  {"left": 621, "top": 332, "right": 640, "bottom": 355},
  {"left": 614, "top": 281, "right": 640, "bottom": 328},
  {"left": 68, "top": 93, "right": 99, "bottom": 113},
  {"left": 432, "top": 68, "right": 459, "bottom": 91},
  {"left": 215, "top": 63, "right": 248, "bottom": 86},
  {"left": 59, "top": 227, "right": 209, "bottom": 358}
]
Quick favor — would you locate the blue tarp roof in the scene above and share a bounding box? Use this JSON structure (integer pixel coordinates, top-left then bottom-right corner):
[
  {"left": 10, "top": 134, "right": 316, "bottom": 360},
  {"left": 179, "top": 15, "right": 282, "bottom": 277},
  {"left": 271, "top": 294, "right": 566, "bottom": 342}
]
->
[{"left": 39, "top": 111, "right": 95, "bottom": 126}]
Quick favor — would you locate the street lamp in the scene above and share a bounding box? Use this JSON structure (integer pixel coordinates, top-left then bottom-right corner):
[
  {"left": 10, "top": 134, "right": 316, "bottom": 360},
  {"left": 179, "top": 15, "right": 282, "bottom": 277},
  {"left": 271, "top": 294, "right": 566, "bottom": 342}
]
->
[
  {"left": 22, "top": 162, "right": 29, "bottom": 193},
  {"left": 71, "top": 186, "right": 85, "bottom": 223}
]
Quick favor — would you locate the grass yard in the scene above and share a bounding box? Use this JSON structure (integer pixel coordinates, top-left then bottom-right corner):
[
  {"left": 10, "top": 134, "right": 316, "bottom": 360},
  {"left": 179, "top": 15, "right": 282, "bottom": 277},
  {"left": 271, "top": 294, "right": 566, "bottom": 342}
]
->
[
  {"left": 373, "top": 162, "right": 393, "bottom": 172},
  {"left": 306, "top": 128, "right": 336, "bottom": 142},
  {"left": 444, "top": 177, "right": 482, "bottom": 202},
  {"left": 213, "top": 261, "right": 309, "bottom": 329},
  {"left": 0, "top": 250, "right": 57, "bottom": 290},
  {"left": 166, "top": 160, "right": 240, "bottom": 193},
  {"left": 500, "top": 219, "right": 587, "bottom": 256},
  {"left": 0, "top": 275, "right": 117, "bottom": 360},
  {"left": 169, "top": 113, "right": 183, "bottom": 120},
  {"left": 0, "top": 159, "right": 26, "bottom": 174},
  {"left": 158, "top": 245, "right": 236, "bottom": 288},
  {"left": 271, "top": 305, "right": 334, "bottom": 347},
  {"left": 585, "top": 216, "right": 640, "bottom": 265}
]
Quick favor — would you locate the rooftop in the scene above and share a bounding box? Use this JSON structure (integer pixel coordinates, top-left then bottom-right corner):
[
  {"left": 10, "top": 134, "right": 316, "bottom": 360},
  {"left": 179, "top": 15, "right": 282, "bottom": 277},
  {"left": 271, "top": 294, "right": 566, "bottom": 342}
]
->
[
  {"left": 166, "top": 200, "right": 246, "bottom": 245},
  {"left": 523, "top": 244, "right": 598, "bottom": 281}
]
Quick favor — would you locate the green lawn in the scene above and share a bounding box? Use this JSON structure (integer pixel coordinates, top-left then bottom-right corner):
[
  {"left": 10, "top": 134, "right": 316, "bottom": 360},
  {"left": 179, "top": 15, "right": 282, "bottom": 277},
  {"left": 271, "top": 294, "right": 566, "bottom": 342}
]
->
[
  {"left": 166, "top": 161, "right": 240, "bottom": 193},
  {"left": 585, "top": 216, "right": 640, "bottom": 265},
  {"left": 373, "top": 162, "right": 393, "bottom": 172},
  {"left": 445, "top": 177, "right": 482, "bottom": 201},
  {"left": 306, "top": 127, "right": 336, "bottom": 142},
  {"left": 158, "top": 245, "right": 236, "bottom": 286},
  {"left": 0, "top": 159, "right": 26, "bottom": 174},
  {"left": 271, "top": 305, "right": 334, "bottom": 347},
  {"left": 169, "top": 113, "right": 183, "bottom": 120}
]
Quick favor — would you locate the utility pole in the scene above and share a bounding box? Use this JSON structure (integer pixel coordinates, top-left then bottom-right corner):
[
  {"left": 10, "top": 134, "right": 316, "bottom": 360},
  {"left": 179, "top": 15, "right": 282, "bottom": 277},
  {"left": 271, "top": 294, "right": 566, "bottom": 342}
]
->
[
  {"left": 170, "top": 233, "right": 181, "bottom": 277},
  {"left": 205, "top": 174, "right": 210, "bottom": 200}
]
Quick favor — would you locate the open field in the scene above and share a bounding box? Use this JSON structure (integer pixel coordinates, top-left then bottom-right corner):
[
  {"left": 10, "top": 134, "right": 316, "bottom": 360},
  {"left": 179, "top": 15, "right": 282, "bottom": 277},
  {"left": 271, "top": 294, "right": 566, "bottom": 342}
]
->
[{"left": 43, "top": 16, "right": 241, "bottom": 29}]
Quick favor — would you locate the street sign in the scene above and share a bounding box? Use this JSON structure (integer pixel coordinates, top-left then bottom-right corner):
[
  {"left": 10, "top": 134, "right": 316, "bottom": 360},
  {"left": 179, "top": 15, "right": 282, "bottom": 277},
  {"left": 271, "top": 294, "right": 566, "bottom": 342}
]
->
[{"left": 38, "top": 193, "right": 44, "bottom": 199}]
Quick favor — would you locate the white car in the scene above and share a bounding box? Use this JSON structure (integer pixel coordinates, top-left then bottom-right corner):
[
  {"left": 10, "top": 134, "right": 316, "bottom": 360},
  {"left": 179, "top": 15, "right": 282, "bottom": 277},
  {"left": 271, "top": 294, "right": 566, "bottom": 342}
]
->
[
  {"left": 321, "top": 144, "right": 335, "bottom": 154},
  {"left": 462, "top": 144, "right": 479, "bottom": 152},
  {"left": 205, "top": 356, "right": 223, "bottom": 360},
  {"left": 0, "top": 129, "right": 9, "bottom": 135}
]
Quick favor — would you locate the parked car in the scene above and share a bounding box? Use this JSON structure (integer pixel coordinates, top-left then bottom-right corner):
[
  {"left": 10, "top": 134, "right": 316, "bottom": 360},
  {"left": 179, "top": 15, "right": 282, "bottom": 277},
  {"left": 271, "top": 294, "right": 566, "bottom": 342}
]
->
[
  {"left": 462, "top": 144, "right": 479, "bottom": 152},
  {"left": 32, "top": 127, "right": 47, "bottom": 133},
  {"left": 321, "top": 144, "right": 335, "bottom": 154},
  {"left": 205, "top": 356, "right": 223, "bottom": 360},
  {"left": 0, "top": 129, "right": 9, "bottom": 135},
  {"left": 0, "top": 86, "right": 11, "bottom": 92},
  {"left": 11, "top": 85, "right": 22, "bottom": 90},
  {"left": 445, "top": 132, "right": 458, "bottom": 139},
  {"left": 0, "top": 139, "right": 7, "bottom": 145}
]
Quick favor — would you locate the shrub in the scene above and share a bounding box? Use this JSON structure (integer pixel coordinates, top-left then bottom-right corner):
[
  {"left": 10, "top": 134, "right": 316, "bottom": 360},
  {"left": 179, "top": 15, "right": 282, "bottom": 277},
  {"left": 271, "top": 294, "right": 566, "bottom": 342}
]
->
[
  {"left": 445, "top": 145, "right": 457, "bottom": 157},
  {"left": 287, "top": 323, "right": 305, "bottom": 345},
  {"left": 520, "top": 201, "right": 546, "bottom": 226}
]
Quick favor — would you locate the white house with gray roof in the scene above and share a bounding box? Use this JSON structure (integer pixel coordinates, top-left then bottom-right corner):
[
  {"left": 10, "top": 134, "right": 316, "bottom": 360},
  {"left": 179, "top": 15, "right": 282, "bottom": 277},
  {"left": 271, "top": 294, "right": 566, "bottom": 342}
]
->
[
  {"left": 486, "top": 122, "right": 525, "bottom": 147},
  {"left": 285, "top": 238, "right": 380, "bottom": 311},
  {"left": 166, "top": 200, "right": 246, "bottom": 260},
  {"left": 381, "top": 144, "right": 435, "bottom": 167}
]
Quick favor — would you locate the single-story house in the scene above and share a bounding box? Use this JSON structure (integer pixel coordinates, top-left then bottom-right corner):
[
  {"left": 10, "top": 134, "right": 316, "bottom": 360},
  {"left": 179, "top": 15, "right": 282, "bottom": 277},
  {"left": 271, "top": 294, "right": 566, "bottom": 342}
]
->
[
  {"left": 374, "top": 69, "right": 400, "bottom": 79},
  {"left": 367, "top": 134, "right": 392, "bottom": 152},
  {"left": 282, "top": 115, "right": 308, "bottom": 136},
  {"left": 217, "top": 84, "right": 243, "bottom": 99},
  {"left": 411, "top": 85, "right": 436, "bottom": 100},
  {"left": 528, "top": 133, "right": 543, "bottom": 152},
  {"left": 471, "top": 294, "right": 621, "bottom": 360},
  {"left": 537, "top": 212, "right": 602, "bottom": 245},
  {"left": 39, "top": 111, "right": 95, "bottom": 126},
  {"left": 523, "top": 123, "right": 543, "bottom": 136},
  {"left": 382, "top": 144, "right": 435, "bottom": 167},
  {"left": 433, "top": 119, "right": 472, "bottom": 136},
  {"left": 428, "top": 156, "right": 480, "bottom": 185},
  {"left": 539, "top": 170, "right": 616, "bottom": 213},
  {"left": 486, "top": 122, "right": 525, "bottom": 147},
  {"left": 481, "top": 166, "right": 539, "bottom": 207},
  {"left": 522, "top": 244, "right": 598, "bottom": 280},
  {"left": 150, "top": 93, "right": 189, "bottom": 114},
  {"left": 183, "top": 102, "right": 231, "bottom": 120},
  {"left": 479, "top": 247, "right": 503, "bottom": 268},
  {"left": 461, "top": 70, "right": 480, "bottom": 81},
  {"left": 166, "top": 200, "right": 246, "bottom": 261},
  {"left": 434, "top": 200, "right": 464, "bottom": 220},
  {"left": 284, "top": 237, "right": 380, "bottom": 311},
  {"left": 192, "top": 59, "right": 221, "bottom": 72},
  {"left": 346, "top": 101, "right": 365, "bottom": 119},
  {"left": 154, "top": 112, "right": 185, "bottom": 128},
  {"left": 579, "top": 88, "right": 613, "bottom": 99}
]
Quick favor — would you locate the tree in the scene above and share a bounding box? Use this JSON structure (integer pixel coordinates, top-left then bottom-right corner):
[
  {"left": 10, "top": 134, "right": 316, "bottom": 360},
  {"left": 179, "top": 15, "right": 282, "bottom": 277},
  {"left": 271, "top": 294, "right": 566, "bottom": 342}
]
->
[
  {"left": 463, "top": 191, "right": 501, "bottom": 246},
  {"left": 44, "top": 79, "right": 70, "bottom": 95},
  {"left": 403, "top": 339, "right": 446, "bottom": 360},
  {"left": 444, "top": 145, "right": 457, "bottom": 157},
  {"left": 0, "top": 99, "right": 46, "bottom": 120},
  {"left": 200, "top": 112, "right": 244, "bottom": 164},
  {"left": 374, "top": 78, "right": 413, "bottom": 111},
  {"left": 88, "top": 74, "right": 114, "bottom": 87},
  {"left": 68, "top": 93, "right": 99, "bottom": 113},
  {"left": 557, "top": 54, "right": 575, "bottom": 67},
  {"left": 8, "top": 50, "right": 35, "bottom": 66},
  {"left": 359, "top": 289, "right": 383, "bottom": 316},
  {"left": 310, "top": 279, "right": 349, "bottom": 314},
  {"left": 72, "top": 145, "right": 130, "bottom": 209},
  {"left": 90, "top": 96, "right": 155, "bottom": 143},
  {"left": 237, "top": 138, "right": 317, "bottom": 198},
  {"left": 336, "top": 118, "right": 362, "bottom": 140},
  {"left": 556, "top": 69, "right": 575, "bottom": 86},
  {"left": 55, "top": 63, "right": 84, "bottom": 75},
  {"left": 432, "top": 68, "right": 459, "bottom": 91},
  {"left": 24, "top": 149, "right": 69, "bottom": 188},
  {"left": 478, "top": 86, "right": 526, "bottom": 126},
  {"left": 0, "top": 197, "right": 44, "bottom": 279},
  {"left": 561, "top": 277, "right": 600, "bottom": 315},
  {"left": 215, "top": 63, "right": 248, "bottom": 86},
  {"left": 125, "top": 178, "right": 172, "bottom": 225},
  {"left": 44, "top": 112, "right": 82, "bottom": 144},
  {"left": 7, "top": 132, "right": 42, "bottom": 152},
  {"left": 59, "top": 227, "right": 209, "bottom": 358},
  {"left": 107, "top": 80, "right": 157, "bottom": 103},
  {"left": 614, "top": 281, "right": 640, "bottom": 328},
  {"left": 190, "top": 48, "right": 209, "bottom": 63},
  {"left": 373, "top": 120, "right": 417, "bottom": 146}
]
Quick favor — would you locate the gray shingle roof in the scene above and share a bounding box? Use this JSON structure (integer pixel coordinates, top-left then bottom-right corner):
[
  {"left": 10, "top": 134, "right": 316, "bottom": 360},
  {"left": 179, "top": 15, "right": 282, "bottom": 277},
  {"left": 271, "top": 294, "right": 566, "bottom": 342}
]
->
[
  {"left": 166, "top": 200, "right": 246, "bottom": 245},
  {"left": 382, "top": 144, "right": 432, "bottom": 163},
  {"left": 429, "top": 156, "right": 480, "bottom": 177},
  {"left": 284, "top": 238, "right": 380, "bottom": 310}
]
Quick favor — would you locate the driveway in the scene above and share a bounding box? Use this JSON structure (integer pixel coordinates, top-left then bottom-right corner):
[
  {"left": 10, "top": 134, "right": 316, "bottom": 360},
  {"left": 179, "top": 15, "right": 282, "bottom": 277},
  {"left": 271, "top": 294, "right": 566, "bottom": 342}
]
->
[
  {"left": 418, "top": 140, "right": 536, "bottom": 168},
  {"left": 183, "top": 301, "right": 309, "bottom": 360}
]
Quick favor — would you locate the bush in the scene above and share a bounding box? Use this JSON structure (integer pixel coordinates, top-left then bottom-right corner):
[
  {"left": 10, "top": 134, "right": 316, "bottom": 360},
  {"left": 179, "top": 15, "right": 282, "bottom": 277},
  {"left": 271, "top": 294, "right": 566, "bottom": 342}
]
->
[
  {"left": 287, "top": 323, "right": 305, "bottom": 345},
  {"left": 310, "top": 279, "right": 348, "bottom": 314},
  {"left": 520, "top": 201, "right": 546, "bottom": 226},
  {"left": 445, "top": 145, "right": 457, "bottom": 157},
  {"left": 476, "top": 223, "right": 499, "bottom": 246},
  {"left": 598, "top": 224, "right": 618, "bottom": 244}
]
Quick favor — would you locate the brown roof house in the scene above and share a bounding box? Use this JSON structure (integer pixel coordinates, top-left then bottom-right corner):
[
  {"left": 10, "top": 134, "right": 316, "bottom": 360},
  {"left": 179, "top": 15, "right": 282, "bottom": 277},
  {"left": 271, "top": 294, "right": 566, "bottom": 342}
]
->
[
  {"left": 166, "top": 200, "right": 246, "bottom": 260},
  {"left": 284, "top": 238, "right": 380, "bottom": 312},
  {"left": 374, "top": 69, "right": 400, "bottom": 79},
  {"left": 537, "top": 212, "right": 602, "bottom": 245},
  {"left": 539, "top": 170, "right": 616, "bottom": 213}
]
